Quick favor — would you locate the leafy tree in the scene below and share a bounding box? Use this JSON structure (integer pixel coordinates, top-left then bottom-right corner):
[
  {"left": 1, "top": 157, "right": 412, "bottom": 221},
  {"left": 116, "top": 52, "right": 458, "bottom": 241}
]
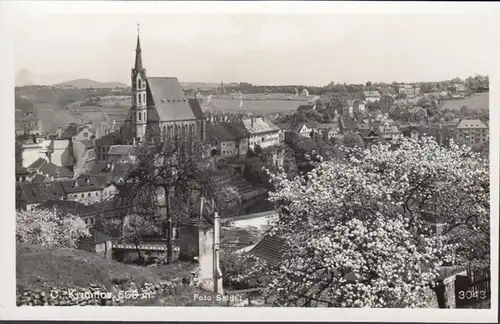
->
[
  {"left": 460, "top": 105, "right": 469, "bottom": 116},
  {"left": 250, "top": 137, "right": 489, "bottom": 307},
  {"left": 16, "top": 207, "right": 90, "bottom": 248},
  {"left": 342, "top": 132, "right": 365, "bottom": 148},
  {"left": 122, "top": 214, "right": 163, "bottom": 264},
  {"left": 114, "top": 134, "right": 213, "bottom": 264}
]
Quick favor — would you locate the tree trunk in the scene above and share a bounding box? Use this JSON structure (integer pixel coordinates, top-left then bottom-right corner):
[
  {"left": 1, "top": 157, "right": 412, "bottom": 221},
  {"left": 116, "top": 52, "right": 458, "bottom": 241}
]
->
[{"left": 164, "top": 186, "right": 173, "bottom": 264}]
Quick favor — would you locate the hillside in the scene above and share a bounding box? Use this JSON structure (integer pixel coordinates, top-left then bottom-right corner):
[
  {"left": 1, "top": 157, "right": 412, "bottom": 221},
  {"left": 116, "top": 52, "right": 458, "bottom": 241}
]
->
[
  {"left": 441, "top": 92, "right": 489, "bottom": 111},
  {"left": 16, "top": 243, "right": 221, "bottom": 306},
  {"left": 181, "top": 81, "right": 239, "bottom": 90},
  {"left": 54, "top": 79, "right": 129, "bottom": 89},
  {"left": 16, "top": 243, "right": 195, "bottom": 291}
]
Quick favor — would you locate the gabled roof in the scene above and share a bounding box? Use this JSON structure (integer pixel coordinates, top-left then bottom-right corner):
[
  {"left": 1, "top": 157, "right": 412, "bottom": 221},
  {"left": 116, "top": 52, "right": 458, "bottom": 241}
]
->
[
  {"left": 88, "top": 161, "right": 109, "bottom": 175},
  {"left": 107, "top": 145, "right": 139, "bottom": 156},
  {"left": 340, "top": 117, "right": 358, "bottom": 130},
  {"left": 37, "top": 200, "right": 95, "bottom": 216},
  {"left": 18, "top": 182, "right": 66, "bottom": 203},
  {"left": 316, "top": 123, "right": 339, "bottom": 130},
  {"left": 456, "top": 119, "right": 487, "bottom": 129},
  {"left": 39, "top": 162, "right": 73, "bottom": 179},
  {"left": 94, "top": 132, "right": 122, "bottom": 147},
  {"left": 208, "top": 123, "right": 248, "bottom": 142},
  {"left": 80, "top": 139, "right": 94, "bottom": 149},
  {"left": 16, "top": 166, "right": 29, "bottom": 175},
  {"left": 59, "top": 177, "right": 105, "bottom": 194},
  {"left": 31, "top": 173, "right": 50, "bottom": 183},
  {"left": 241, "top": 117, "right": 280, "bottom": 134},
  {"left": 248, "top": 234, "right": 286, "bottom": 267},
  {"left": 147, "top": 77, "right": 202, "bottom": 121},
  {"left": 275, "top": 123, "right": 293, "bottom": 131},
  {"left": 27, "top": 158, "right": 46, "bottom": 170}
]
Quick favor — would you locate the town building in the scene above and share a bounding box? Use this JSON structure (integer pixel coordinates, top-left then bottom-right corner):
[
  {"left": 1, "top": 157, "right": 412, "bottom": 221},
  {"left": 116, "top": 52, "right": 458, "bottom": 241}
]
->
[
  {"left": 125, "top": 28, "right": 207, "bottom": 143},
  {"left": 27, "top": 157, "right": 73, "bottom": 181},
  {"left": 455, "top": 119, "right": 488, "bottom": 145},
  {"left": 94, "top": 132, "right": 122, "bottom": 162},
  {"left": 396, "top": 84, "right": 421, "bottom": 99},
  {"left": 59, "top": 177, "right": 106, "bottom": 205},
  {"left": 18, "top": 130, "right": 74, "bottom": 169},
  {"left": 241, "top": 117, "right": 282, "bottom": 150},
  {"left": 207, "top": 123, "right": 248, "bottom": 158},
  {"left": 363, "top": 90, "right": 381, "bottom": 103}
]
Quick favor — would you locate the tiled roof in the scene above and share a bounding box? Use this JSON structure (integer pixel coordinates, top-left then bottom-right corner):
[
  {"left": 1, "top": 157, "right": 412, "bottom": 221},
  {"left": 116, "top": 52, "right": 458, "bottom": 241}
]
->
[
  {"left": 248, "top": 234, "right": 286, "bottom": 267},
  {"left": 16, "top": 166, "right": 29, "bottom": 175},
  {"left": 378, "top": 87, "right": 397, "bottom": 95},
  {"left": 188, "top": 98, "right": 204, "bottom": 119},
  {"left": 208, "top": 123, "right": 246, "bottom": 142},
  {"left": 340, "top": 117, "right": 358, "bottom": 130},
  {"left": 88, "top": 161, "right": 109, "bottom": 175},
  {"left": 60, "top": 177, "right": 105, "bottom": 194},
  {"left": 95, "top": 132, "right": 122, "bottom": 147},
  {"left": 37, "top": 200, "right": 94, "bottom": 216},
  {"left": 241, "top": 117, "right": 279, "bottom": 134},
  {"left": 108, "top": 145, "right": 137, "bottom": 156},
  {"left": 456, "top": 119, "right": 487, "bottom": 129},
  {"left": 147, "top": 77, "right": 202, "bottom": 121},
  {"left": 275, "top": 123, "right": 293, "bottom": 131},
  {"left": 27, "top": 158, "right": 46, "bottom": 170},
  {"left": 31, "top": 173, "right": 50, "bottom": 183},
  {"left": 80, "top": 139, "right": 94, "bottom": 148},
  {"left": 316, "top": 123, "right": 338, "bottom": 130},
  {"left": 39, "top": 162, "right": 73, "bottom": 179},
  {"left": 18, "top": 182, "right": 66, "bottom": 203}
]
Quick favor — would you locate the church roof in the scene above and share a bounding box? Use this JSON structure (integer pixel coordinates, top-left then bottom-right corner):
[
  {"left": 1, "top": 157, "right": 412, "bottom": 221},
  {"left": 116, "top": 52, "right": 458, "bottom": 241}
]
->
[{"left": 147, "top": 77, "right": 203, "bottom": 121}]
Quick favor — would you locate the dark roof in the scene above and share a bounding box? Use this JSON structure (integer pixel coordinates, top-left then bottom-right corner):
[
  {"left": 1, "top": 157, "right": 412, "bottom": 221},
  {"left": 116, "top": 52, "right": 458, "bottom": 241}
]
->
[
  {"left": 248, "top": 235, "right": 286, "bottom": 267},
  {"left": 59, "top": 177, "right": 105, "bottom": 194},
  {"left": 18, "top": 182, "right": 66, "bottom": 203},
  {"left": 297, "top": 104, "right": 313, "bottom": 111},
  {"left": 340, "top": 117, "right": 358, "bottom": 130},
  {"left": 208, "top": 123, "right": 247, "bottom": 142},
  {"left": 31, "top": 173, "right": 49, "bottom": 183},
  {"left": 275, "top": 123, "right": 292, "bottom": 131},
  {"left": 107, "top": 145, "right": 138, "bottom": 156},
  {"left": 95, "top": 132, "right": 122, "bottom": 147},
  {"left": 188, "top": 98, "right": 204, "bottom": 119},
  {"left": 88, "top": 161, "right": 108, "bottom": 175},
  {"left": 80, "top": 139, "right": 94, "bottom": 148},
  {"left": 147, "top": 77, "right": 202, "bottom": 121},
  {"left": 37, "top": 200, "right": 95, "bottom": 216},
  {"left": 62, "top": 125, "right": 79, "bottom": 138},
  {"left": 16, "top": 166, "right": 29, "bottom": 175},
  {"left": 27, "top": 158, "right": 46, "bottom": 170},
  {"left": 39, "top": 162, "right": 73, "bottom": 179}
]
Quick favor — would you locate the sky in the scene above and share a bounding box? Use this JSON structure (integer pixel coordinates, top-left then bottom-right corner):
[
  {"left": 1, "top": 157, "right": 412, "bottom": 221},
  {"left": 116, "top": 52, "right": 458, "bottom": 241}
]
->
[{"left": 12, "top": 4, "right": 493, "bottom": 86}]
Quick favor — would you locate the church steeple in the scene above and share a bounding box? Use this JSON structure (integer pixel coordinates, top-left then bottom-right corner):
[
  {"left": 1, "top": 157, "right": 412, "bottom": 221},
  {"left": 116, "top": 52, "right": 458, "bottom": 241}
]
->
[{"left": 134, "top": 23, "right": 144, "bottom": 71}]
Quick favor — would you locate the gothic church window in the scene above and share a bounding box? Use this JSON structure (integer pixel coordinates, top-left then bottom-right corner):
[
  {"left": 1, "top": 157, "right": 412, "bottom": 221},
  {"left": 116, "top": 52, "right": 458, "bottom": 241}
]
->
[{"left": 138, "top": 94, "right": 141, "bottom": 104}]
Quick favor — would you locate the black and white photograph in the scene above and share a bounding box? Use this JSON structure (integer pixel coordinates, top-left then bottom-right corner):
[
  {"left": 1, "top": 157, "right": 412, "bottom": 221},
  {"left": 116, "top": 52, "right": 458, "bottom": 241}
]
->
[{"left": 1, "top": 1, "right": 498, "bottom": 322}]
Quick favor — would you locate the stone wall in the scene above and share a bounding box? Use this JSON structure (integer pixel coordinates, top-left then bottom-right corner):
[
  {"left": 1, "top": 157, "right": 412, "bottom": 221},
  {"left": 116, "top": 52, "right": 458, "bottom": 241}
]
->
[{"left": 16, "top": 278, "right": 192, "bottom": 306}]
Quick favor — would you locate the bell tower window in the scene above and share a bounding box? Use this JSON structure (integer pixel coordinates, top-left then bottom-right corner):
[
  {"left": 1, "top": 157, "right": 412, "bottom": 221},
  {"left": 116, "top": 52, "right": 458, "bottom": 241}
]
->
[
  {"left": 138, "top": 94, "right": 141, "bottom": 104},
  {"left": 138, "top": 112, "right": 141, "bottom": 121}
]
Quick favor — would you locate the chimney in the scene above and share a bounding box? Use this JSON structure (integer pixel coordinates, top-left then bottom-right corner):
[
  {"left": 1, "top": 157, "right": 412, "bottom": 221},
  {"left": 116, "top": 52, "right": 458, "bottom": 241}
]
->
[
  {"left": 133, "top": 137, "right": 136, "bottom": 145},
  {"left": 74, "top": 180, "right": 79, "bottom": 187},
  {"left": 251, "top": 117, "right": 255, "bottom": 128},
  {"left": 86, "top": 177, "right": 90, "bottom": 184},
  {"left": 56, "top": 127, "right": 62, "bottom": 139}
]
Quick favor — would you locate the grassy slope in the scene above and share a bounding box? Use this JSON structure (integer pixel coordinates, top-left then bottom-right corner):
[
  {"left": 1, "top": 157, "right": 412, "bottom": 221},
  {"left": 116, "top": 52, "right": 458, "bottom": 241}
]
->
[
  {"left": 16, "top": 243, "right": 195, "bottom": 291},
  {"left": 441, "top": 93, "right": 489, "bottom": 111}
]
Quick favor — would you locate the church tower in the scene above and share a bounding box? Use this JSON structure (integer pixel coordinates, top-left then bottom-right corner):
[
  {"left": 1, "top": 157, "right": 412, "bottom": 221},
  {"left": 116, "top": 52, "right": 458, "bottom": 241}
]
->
[{"left": 131, "top": 24, "right": 147, "bottom": 141}]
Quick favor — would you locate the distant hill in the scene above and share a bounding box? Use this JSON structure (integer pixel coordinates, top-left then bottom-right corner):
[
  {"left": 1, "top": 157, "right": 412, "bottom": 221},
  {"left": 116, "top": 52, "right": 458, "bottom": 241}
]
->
[
  {"left": 180, "top": 81, "right": 239, "bottom": 90},
  {"left": 54, "top": 79, "right": 129, "bottom": 89}
]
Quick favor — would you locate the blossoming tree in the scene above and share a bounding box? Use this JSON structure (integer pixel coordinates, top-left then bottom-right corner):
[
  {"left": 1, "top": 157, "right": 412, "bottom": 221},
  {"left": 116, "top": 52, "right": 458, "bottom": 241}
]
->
[
  {"left": 16, "top": 207, "right": 90, "bottom": 249},
  {"left": 253, "top": 137, "right": 489, "bottom": 307}
]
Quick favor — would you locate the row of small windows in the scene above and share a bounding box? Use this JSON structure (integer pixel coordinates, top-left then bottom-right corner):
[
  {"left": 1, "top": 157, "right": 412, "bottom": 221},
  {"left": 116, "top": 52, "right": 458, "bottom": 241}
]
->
[
  {"left": 69, "top": 192, "right": 101, "bottom": 199},
  {"left": 161, "top": 124, "right": 195, "bottom": 137}
]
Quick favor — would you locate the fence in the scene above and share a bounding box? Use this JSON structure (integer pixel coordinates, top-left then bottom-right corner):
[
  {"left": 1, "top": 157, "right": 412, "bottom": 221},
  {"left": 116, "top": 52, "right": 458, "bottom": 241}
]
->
[{"left": 455, "top": 267, "right": 491, "bottom": 308}]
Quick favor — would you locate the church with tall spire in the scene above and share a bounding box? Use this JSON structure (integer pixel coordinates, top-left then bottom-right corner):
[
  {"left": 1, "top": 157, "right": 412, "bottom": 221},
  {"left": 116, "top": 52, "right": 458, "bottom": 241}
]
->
[{"left": 126, "top": 24, "right": 207, "bottom": 143}]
